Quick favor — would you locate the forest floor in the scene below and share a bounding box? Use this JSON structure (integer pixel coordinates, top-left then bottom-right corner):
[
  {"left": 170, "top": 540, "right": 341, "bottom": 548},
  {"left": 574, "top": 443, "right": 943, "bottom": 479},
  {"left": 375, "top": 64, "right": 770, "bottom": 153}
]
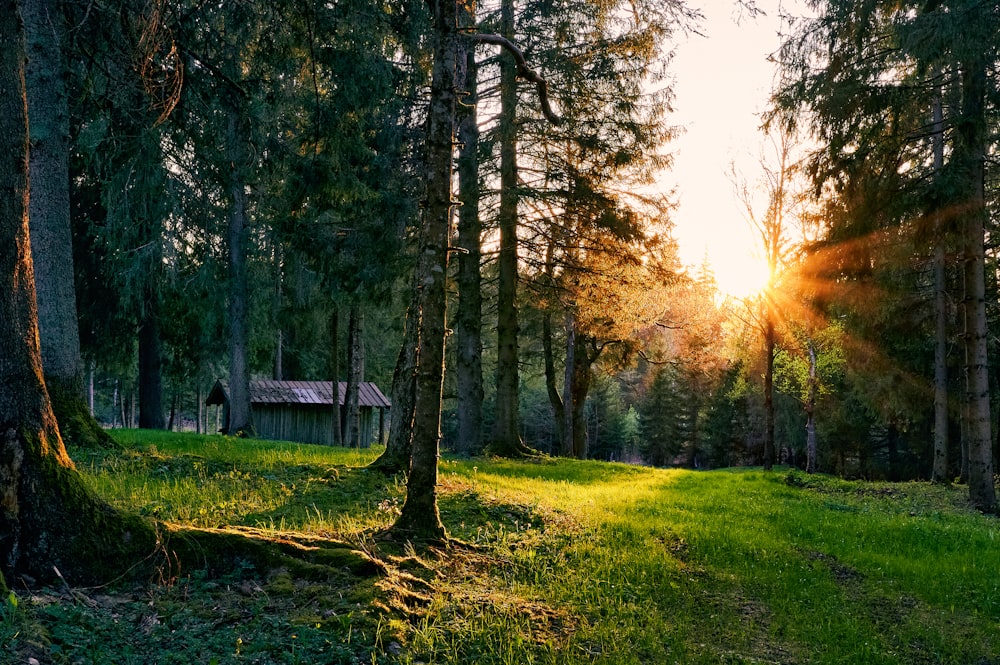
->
[{"left": 2, "top": 430, "right": 999, "bottom": 664}]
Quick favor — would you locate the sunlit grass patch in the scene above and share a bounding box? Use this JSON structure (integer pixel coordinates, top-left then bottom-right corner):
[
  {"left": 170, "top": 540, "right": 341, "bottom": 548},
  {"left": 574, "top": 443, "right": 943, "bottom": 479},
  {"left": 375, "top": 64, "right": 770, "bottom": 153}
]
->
[{"left": 34, "top": 431, "right": 1000, "bottom": 664}]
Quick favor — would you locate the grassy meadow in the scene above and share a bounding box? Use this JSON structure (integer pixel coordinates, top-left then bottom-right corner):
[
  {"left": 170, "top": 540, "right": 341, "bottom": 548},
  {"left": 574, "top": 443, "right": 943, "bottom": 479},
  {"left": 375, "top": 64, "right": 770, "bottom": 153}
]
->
[{"left": 3, "top": 430, "right": 999, "bottom": 664}]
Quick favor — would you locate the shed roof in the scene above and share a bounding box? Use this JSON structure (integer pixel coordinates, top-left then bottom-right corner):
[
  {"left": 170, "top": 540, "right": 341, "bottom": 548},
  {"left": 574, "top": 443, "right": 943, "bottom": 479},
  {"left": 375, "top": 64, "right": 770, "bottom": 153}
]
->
[{"left": 207, "top": 380, "right": 390, "bottom": 408}]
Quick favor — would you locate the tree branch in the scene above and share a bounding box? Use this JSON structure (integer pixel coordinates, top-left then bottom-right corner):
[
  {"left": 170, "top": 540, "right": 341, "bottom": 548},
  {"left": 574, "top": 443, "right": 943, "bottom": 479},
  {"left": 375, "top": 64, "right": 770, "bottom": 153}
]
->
[{"left": 467, "top": 32, "right": 561, "bottom": 125}]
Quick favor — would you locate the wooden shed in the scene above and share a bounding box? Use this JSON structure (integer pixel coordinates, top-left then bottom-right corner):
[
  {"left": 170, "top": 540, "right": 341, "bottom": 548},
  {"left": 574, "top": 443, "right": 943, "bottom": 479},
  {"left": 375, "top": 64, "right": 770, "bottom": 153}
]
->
[{"left": 206, "top": 379, "right": 390, "bottom": 447}]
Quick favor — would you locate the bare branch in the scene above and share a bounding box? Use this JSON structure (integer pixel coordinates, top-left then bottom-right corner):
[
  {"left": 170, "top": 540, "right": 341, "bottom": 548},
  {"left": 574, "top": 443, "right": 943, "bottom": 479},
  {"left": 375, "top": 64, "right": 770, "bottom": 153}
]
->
[{"left": 467, "top": 32, "right": 561, "bottom": 125}]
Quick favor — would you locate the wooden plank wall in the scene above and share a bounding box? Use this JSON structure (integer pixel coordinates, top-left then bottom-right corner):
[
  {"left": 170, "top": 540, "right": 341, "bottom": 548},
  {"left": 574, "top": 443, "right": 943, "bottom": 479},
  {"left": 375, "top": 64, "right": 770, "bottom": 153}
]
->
[{"left": 254, "top": 405, "right": 379, "bottom": 446}]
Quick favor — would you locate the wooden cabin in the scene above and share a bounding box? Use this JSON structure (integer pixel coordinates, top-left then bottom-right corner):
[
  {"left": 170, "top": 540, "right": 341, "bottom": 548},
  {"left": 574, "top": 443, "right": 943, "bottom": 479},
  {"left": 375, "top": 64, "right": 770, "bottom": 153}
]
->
[{"left": 206, "top": 379, "right": 390, "bottom": 447}]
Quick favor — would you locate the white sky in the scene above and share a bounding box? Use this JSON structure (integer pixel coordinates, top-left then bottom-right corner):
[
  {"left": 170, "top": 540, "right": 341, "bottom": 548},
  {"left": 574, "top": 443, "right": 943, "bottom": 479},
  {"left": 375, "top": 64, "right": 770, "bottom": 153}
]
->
[{"left": 663, "top": 1, "right": 803, "bottom": 295}]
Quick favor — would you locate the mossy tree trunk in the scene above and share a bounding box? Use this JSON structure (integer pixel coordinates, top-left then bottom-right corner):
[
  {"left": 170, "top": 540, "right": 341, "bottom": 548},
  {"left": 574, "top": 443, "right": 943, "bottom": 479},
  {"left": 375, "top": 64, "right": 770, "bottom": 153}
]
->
[
  {"left": 1, "top": 5, "right": 157, "bottom": 586},
  {"left": 24, "top": 0, "right": 116, "bottom": 449}
]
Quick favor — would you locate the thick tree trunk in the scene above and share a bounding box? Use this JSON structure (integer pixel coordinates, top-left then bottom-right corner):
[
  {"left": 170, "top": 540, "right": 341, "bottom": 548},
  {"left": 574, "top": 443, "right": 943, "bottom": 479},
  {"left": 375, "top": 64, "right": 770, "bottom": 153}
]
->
[
  {"left": 392, "top": 0, "right": 455, "bottom": 541},
  {"left": 345, "top": 303, "right": 364, "bottom": 447},
  {"left": 1, "top": 7, "right": 156, "bottom": 586},
  {"left": 490, "top": 0, "right": 524, "bottom": 457},
  {"left": 225, "top": 104, "right": 253, "bottom": 436},
  {"left": 957, "top": 59, "right": 995, "bottom": 512},
  {"left": 454, "top": 18, "right": 484, "bottom": 457},
  {"left": 24, "top": 0, "right": 80, "bottom": 392},
  {"left": 24, "top": 0, "right": 116, "bottom": 449},
  {"left": 137, "top": 292, "right": 166, "bottom": 430}
]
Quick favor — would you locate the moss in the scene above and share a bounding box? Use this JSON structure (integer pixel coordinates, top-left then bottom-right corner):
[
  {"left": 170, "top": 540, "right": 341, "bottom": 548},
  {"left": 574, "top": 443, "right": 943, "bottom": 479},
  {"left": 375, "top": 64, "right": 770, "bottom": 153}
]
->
[{"left": 46, "top": 378, "right": 118, "bottom": 450}]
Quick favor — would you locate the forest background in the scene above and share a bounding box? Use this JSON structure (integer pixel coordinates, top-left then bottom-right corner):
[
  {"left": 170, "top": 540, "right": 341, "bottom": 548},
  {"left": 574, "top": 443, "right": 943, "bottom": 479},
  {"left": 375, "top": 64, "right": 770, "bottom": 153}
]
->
[{"left": 11, "top": 0, "right": 1000, "bottom": 507}]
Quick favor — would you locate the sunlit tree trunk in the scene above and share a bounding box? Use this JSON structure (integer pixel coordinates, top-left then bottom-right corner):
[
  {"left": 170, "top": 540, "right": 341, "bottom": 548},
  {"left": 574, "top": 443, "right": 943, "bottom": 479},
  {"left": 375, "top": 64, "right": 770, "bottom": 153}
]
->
[
  {"left": 393, "top": 0, "right": 455, "bottom": 540},
  {"left": 1, "top": 5, "right": 155, "bottom": 586}
]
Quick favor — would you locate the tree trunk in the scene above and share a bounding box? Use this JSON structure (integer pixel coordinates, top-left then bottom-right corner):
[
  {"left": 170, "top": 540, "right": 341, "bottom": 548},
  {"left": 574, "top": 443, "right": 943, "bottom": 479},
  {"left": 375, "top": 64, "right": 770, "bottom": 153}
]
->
[
  {"left": 345, "top": 302, "right": 364, "bottom": 447},
  {"left": 931, "top": 88, "right": 949, "bottom": 484},
  {"left": 392, "top": 0, "right": 455, "bottom": 541},
  {"left": 24, "top": 0, "right": 116, "bottom": 449},
  {"left": 24, "top": 0, "right": 81, "bottom": 392},
  {"left": 566, "top": 330, "right": 594, "bottom": 460},
  {"left": 542, "top": 312, "right": 565, "bottom": 448},
  {"left": 957, "top": 57, "right": 995, "bottom": 512},
  {"left": 137, "top": 292, "right": 166, "bottom": 430},
  {"left": 370, "top": 287, "right": 417, "bottom": 473},
  {"left": 454, "top": 14, "right": 484, "bottom": 457},
  {"left": 489, "top": 0, "right": 524, "bottom": 457},
  {"left": 1, "top": 6, "right": 156, "bottom": 586},
  {"left": 329, "top": 305, "right": 342, "bottom": 446},
  {"left": 273, "top": 247, "right": 283, "bottom": 380},
  {"left": 561, "top": 311, "right": 576, "bottom": 457},
  {"left": 763, "top": 312, "right": 776, "bottom": 470},
  {"left": 805, "top": 341, "right": 818, "bottom": 474},
  {"left": 225, "top": 104, "right": 253, "bottom": 436}
]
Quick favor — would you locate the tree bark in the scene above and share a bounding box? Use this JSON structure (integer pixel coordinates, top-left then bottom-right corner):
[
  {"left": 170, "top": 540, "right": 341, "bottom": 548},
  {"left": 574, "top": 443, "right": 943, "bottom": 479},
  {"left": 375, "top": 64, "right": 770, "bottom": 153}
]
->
[
  {"left": 137, "top": 293, "right": 166, "bottom": 429},
  {"left": 489, "top": 0, "right": 524, "bottom": 457},
  {"left": 561, "top": 311, "right": 576, "bottom": 457},
  {"left": 370, "top": 286, "right": 417, "bottom": 473},
  {"left": 564, "top": 327, "right": 594, "bottom": 460},
  {"left": 931, "top": 87, "right": 949, "bottom": 484},
  {"left": 345, "top": 302, "right": 364, "bottom": 447},
  {"left": 805, "top": 340, "right": 818, "bottom": 474},
  {"left": 329, "top": 305, "right": 342, "bottom": 446},
  {"left": 454, "top": 14, "right": 484, "bottom": 457},
  {"left": 542, "top": 312, "right": 564, "bottom": 447},
  {"left": 957, "top": 57, "right": 995, "bottom": 512},
  {"left": 24, "top": 0, "right": 117, "bottom": 449},
  {"left": 225, "top": 104, "right": 253, "bottom": 436},
  {"left": 392, "top": 0, "right": 455, "bottom": 541},
  {"left": 24, "top": 0, "right": 80, "bottom": 391},
  {"left": 762, "top": 310, "right": 776, "bottom": 470},
  {"left": 1, "top": 4, "right": 156, "bottom": 586}
]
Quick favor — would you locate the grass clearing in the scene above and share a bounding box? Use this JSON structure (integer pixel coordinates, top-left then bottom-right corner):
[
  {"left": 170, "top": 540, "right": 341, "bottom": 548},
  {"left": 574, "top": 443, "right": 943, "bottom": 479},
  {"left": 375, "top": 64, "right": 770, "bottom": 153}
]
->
[{"left": 3, "top": 430, "right": 998, "bottom": 664}]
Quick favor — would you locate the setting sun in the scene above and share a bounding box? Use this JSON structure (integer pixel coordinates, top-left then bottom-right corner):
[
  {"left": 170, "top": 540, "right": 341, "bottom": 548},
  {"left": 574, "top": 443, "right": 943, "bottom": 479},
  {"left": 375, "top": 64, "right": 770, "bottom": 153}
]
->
[{"left": 715, "top": 252, "right": 772, "bottom": 300}]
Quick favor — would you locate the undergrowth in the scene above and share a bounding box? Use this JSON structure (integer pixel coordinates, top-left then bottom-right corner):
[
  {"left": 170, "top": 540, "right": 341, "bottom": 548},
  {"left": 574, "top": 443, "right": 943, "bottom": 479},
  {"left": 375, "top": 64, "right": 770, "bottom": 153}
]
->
[{"left": 2, "top": 430, "right": 998, "bottom": 664}]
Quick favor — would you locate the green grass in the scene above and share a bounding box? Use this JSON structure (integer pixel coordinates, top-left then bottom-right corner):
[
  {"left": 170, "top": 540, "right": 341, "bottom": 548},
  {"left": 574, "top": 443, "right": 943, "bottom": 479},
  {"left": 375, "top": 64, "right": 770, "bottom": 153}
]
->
[{"left": 3, "top": 430, "right": 999, "bottom": 664}]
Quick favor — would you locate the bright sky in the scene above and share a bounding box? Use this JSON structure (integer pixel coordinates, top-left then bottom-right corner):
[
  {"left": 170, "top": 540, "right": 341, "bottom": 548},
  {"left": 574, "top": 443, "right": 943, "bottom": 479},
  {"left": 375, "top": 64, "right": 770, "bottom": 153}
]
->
[{"left": 664, "top": 1, "right": 803, "bottom": 297}]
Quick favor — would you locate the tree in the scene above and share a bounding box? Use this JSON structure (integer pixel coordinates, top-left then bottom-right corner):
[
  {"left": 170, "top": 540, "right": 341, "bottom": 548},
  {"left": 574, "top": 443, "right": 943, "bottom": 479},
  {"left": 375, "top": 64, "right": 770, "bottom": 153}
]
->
[
  {"left": 731, "top": 126, "right": 803, "bottom": 470},
  {"left": 775, "top": 0, "right": 997, "bottom": 508},
  {"left": 454, "top": 0, "right": 485, "bottom": 456},
  {"left": 392, "top": 0, "right": 459, "bottom": 540},
  {"left": 488, "top": 0, "right": 528, "bottom": 457},
  {"left": 1, "top": 0, "right": 158, "bottom": 588}
]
